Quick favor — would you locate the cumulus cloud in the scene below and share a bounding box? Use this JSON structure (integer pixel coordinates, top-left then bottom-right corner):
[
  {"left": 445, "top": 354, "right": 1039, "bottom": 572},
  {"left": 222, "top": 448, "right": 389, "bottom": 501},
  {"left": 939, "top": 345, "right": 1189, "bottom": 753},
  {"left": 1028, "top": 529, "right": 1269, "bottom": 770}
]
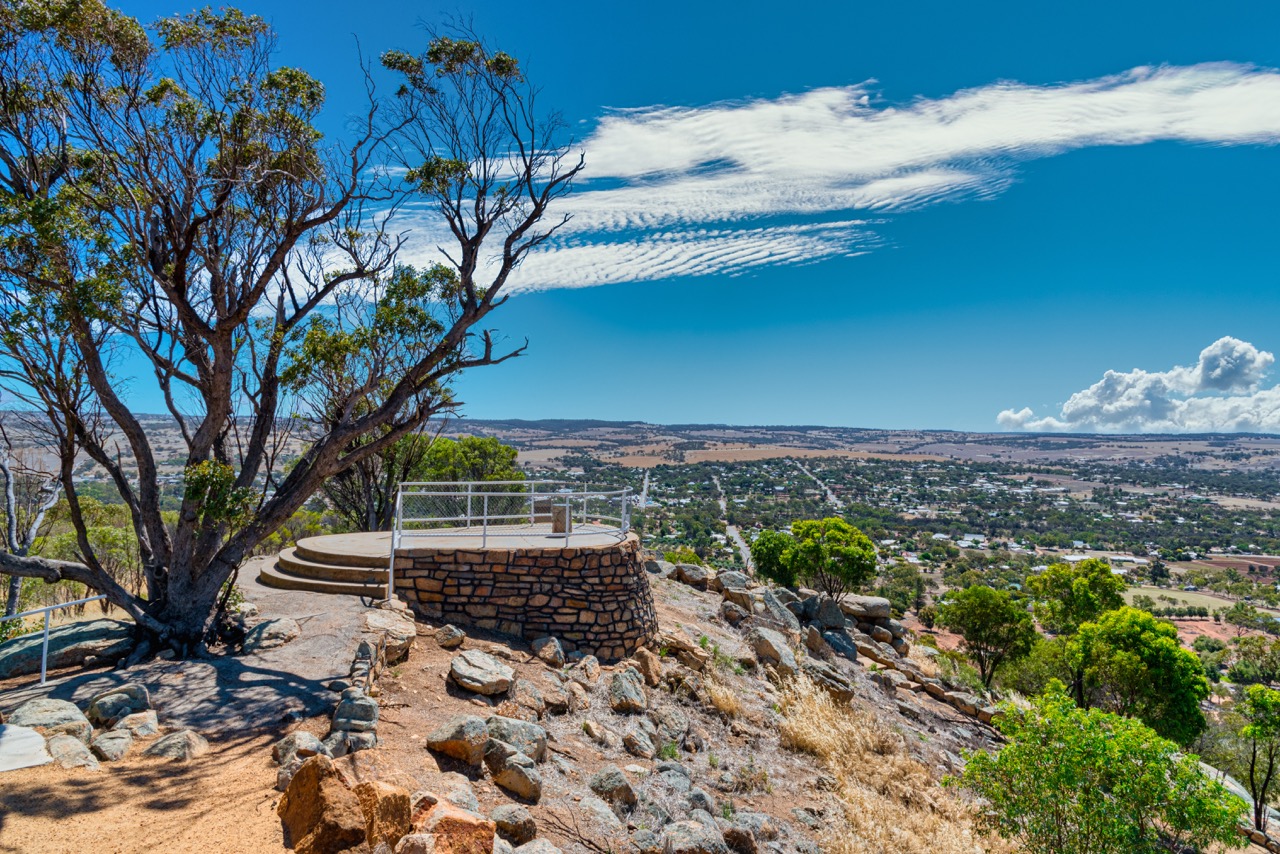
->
[
  {"left": 394, "top": 62, "right": 1280, "bottom": 291},
  {"left": 997, "top": 337, "right": 1280, "bottom": 433}
]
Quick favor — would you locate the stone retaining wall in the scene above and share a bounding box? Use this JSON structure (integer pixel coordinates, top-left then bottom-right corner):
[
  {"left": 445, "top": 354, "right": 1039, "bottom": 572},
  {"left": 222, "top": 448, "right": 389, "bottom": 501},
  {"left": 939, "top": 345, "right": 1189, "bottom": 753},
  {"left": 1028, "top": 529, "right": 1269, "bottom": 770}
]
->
[{"left": 392, "top": 533, "right": 656, "bottom": 660}]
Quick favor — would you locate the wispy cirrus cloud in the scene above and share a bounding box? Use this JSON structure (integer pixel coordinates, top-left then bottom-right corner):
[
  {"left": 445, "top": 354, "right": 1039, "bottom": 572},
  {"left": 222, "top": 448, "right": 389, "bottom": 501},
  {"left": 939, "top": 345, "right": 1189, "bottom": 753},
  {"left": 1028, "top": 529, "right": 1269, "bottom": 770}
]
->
[
  {"left": 998, "top": 337, "right": 1280, "bottom": 433},
  {"left": 396, "top": 62, "right": 1280, "bottom": 291}
]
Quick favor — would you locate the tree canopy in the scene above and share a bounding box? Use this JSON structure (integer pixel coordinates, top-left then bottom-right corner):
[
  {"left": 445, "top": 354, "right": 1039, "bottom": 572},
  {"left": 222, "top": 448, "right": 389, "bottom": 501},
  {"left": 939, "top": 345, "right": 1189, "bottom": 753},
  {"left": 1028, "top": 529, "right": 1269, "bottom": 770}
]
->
[
  {"left": 1025, "top": 558, "right": 1126, "bottom": 635},
  {"left": 749, "top": 517, "right": 876, "bottom": 600},
  {"left": 937, "top": 584, "right": 1038, "bottom": 687}
]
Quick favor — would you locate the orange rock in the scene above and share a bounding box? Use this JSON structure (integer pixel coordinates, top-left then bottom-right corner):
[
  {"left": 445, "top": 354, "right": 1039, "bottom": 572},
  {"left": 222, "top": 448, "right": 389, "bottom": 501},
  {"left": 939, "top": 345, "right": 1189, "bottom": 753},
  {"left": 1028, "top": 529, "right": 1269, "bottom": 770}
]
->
[
  {"left": 409, "top": 796, "right": 495, "bottom": 854},
  {"left": 277, "top": 755, "right": 368, "bottom": 854},
  {"left": 354, "top": 780, "right": 411, "bottom": 850}
]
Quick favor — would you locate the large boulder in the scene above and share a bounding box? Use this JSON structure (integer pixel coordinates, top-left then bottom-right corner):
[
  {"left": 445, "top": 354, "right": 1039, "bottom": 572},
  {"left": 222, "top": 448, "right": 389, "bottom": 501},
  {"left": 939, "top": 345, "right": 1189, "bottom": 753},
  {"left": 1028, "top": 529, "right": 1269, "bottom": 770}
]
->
[
  {"left": 661, "top": 819, "right": 729, "bottom": 854},
  {"left": 0, "top": 618, "right": 134, "bottom": 679},
  {"left": 449, "top": 650, "right": 514, "bottom": 695},
  {"left": 426, "top": 715, "right": 489, "bottom": 766},
  {"left": 746, "top": 627, "right": 797, "bottom": 677},
  {"left": 801, "top": 659, "right": 855, "bottom": 703},
  {"left": 333, "top": 688, "right": 379, "bottom": 734},
  {"left": 354, "top": 780, "right": 412, "bottom": 850},
  {"left": 483, "top": 739, "right": 542, "bottom": 801},
  {"left": 143, "top": 730, "right": 209, "bottom": 761},
  {"left": 0, "top": 723, "right": 51, "bottom": 772},
  {"left": 113, "top": 709, "right": 160, "bottom": 738},
  {"left": 531, "top": 636, "right": 565, "bottom": 669},
  {"left": 46, "top": 732, "right": 99, "bottom": 770},
  {"left": 86, "top": 683, "right": 150, "bottom": 728},
  {"left": 363, "top": 611, "right": 416, "bottom": 664},
  {"left": 485, "top": 716, "right": 547, "bottom": 762},
  {"left": 608, "top": 668, "right": 648, "bottom": 714},
  {"left": 712, "top": 571, "right": 750, "bottom": 593},
  {"left": 242, "top": 617, "right": 301, "bottom": 653},
  {"left": 90, "top": 729, "right": 133, "bottom": 762},
  {"left": 812, "top": 598, "right": 848, "bottom": 630},
  {"left": 435, "top": 625, "right": 466, "bottom": 650},
  {"left": 634, "top": 648, "right": 663, "bottom": 687},
  {"left": 409, "top": 798, "right": 496, "bottom": 852},
  {"left": 840, "top": 595, "right": 892, "bottom": 621},
  {"left": 274, "top": 731, "right": 331, "bottom": 765},
  {"left": 7, "top": 698, "right": 92, "bottom": 743},
  {"left": 588, "top": 764, "right": 637, "bottom": 813},
  {"left": 674, "top": 564, "right": 709, "bottom": 590},
  {"left": 491, "top": 803, "right": 536, "bottom": 846},
  {"left": 278, "top": 755, "right": 367, "bottom": 854},
  {"left": 760, "top": 589, "right": 801, "bottom": 633}
]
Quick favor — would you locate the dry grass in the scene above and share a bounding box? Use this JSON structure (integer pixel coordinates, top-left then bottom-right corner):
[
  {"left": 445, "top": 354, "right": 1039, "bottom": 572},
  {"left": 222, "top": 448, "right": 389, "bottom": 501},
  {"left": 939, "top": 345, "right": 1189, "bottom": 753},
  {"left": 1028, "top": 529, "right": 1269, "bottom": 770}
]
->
[
  {"left": 777, "top": 675, "right": 1013, "bottom": 854},
  {"left": 704, "top": 672, "right": 744, "bottom": 719},
  {"left": 906, "top": 644, "right": 940, "bottom": 679}
]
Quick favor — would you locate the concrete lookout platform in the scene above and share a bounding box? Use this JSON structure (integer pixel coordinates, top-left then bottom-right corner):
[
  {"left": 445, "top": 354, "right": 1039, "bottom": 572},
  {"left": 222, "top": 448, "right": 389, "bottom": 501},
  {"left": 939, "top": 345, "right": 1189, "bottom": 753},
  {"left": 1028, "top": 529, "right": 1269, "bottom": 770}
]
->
[{"left": 259, "top": 528, "right": 657, "bottom": 660}]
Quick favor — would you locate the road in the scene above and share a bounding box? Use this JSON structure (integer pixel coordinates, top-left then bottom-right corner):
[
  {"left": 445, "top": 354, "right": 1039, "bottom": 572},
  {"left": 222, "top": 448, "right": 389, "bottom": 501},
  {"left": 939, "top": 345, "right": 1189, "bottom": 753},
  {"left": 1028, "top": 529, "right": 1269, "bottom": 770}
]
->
[
  {"left": 712, "top": 475, "right": 754, "bottom": 572},
  {"left": 792, "top": 459, "right": 844, "bottom": 509}
]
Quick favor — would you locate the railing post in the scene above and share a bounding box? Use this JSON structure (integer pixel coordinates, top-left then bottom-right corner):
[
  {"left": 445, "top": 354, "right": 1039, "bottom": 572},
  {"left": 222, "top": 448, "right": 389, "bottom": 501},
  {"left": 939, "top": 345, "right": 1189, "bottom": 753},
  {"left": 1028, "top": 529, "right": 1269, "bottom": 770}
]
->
[
  {"left": 387, "top": 489, "right": 401, "bottom": 602},
  {"left": 483, "top": 494, "right": 489, "bottom": 548},
  {"left": 40, "top": 609, "right": 51, "bottom": 686},
  {"left": 466, "top": 483, "right": 473, "bottom": 529}
]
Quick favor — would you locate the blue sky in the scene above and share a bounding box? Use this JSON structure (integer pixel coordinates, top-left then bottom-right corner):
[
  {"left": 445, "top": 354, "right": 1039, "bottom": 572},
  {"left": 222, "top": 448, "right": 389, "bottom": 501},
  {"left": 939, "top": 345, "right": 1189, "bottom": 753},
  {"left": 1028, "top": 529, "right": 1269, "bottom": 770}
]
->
[{"left": 119, "top": 0, "right": 1280, "bottom": 432}]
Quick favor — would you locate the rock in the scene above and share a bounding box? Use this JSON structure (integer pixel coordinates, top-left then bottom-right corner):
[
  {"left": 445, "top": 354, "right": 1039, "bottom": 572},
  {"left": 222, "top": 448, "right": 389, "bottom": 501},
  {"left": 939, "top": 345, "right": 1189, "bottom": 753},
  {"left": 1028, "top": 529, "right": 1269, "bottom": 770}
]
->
[
  {"left": 746, "top": 627, "right": 796, "bottom": 677},
  {"left": 355, "top": 780, "right": 412, "bottom": 850},
  {"left": 278, "top": 755, "right": 367, "bottom": 854},
  {"left": 945, "top": 692, "right": 983, "bottom": 717},
  {"left": 891, "top": 637, "right": 911, "bottom": 657},
  {"left": 333, "top": 688, "right": 380, "bottom": 733},
  {"left": 805, "top": 626, "right": 826, "bottom": 654},
  {"left": 722, "top": 588, "right": 754, "bottom": 612},
  {"left": 513, "top": 841, "right": 562, "bottom": 854},
  {"left": 435, "top": 625, "right": 466, "bottom": 650},
  {"left": 578, "top": 794, "right": 627, "bottom": 839},
  {"left": 634, "top": 647, "right": 663, "bottom": 687},
  {"left": 450, "top": 650, "right": 514, "bottom": 695},
  {"left": 771, "top": 587, "right": 800, "bottom": 606},
  {"left": 364, "top": 611, "right": 417, "bottom": 664},
  {"left": 531, "top": 636, "right": 565, "bottom": 668},
  {"left": 721, "top": 823, "right": 758, "bottom": 854},
  {"left": 840, "top": 595, "right": 892, "bottom": 621},
  {"left": 485, "top": 716, "right": 547, "bottom": 762},
  {"left": 609, "top": 668, "right": 648, "bottom": 714},
  {"left": 882, "top": 618, "right": 907, "bottom": 639},
  {"left": 868, "top": 625, "right": 894, "bottom": 644},
  {"left": 0, "top": 618, "right": 134, "bottom": 679},
  {"left": 719, "top": 601, "right": 749, "bottom": 626},
  {"left": 410, "top": 798, "right": 495, "bottom": 850},
  {"left": 624, "top": 727, "right": 657, "bottom": 759},
  {"left": 90, "top": 729, "right": 133, "bottom": 762},
  {"left": 582, "top": 719, "right": 621, "bottom": 750},
  {"left": 7, "top": 698, "right": 92, "bottom": 743},
  {"left": 650, "top": 707, "right": 689, "bottom": 745},
  {"left": 274, "top": 731, "right": 331, "bottom": 765},
  {"left": 483, "top": 739, "right": 542, "bottom": 801},
  {"left": 541, "top": 680, "right": 570, "bottom": 715},
  {"left": 760, "top": 589, "right": 801, "bottom": 632},
  {"left": 633, "top": 829, "right": 662, "bottom": 854},
  {"left": 46, "top": 732, "right": 99, "bottom": 770},
  {"left": 566, "top": 654, "right": 600, "bottom": 685},
  {"left": 800, "top": 659, "right": 855, "bottom": 703},
  {"left": 813, "top": 598, "right": 848, "bottom": 630},
  {"left": 113, "top": 709, "right": 160, "bottom": 738},
  {"left": 242, "top": 617, "right": 301, "bottom": 653},
  {"left": 143, "top": 730, "right": 209, "bottom": 761},
  {"left": 589, "top": 764, "right": 638, "bottom": 813},
  {"left": 674, "top": 564, "right": 709, "bottom": 590},
  {"left": 425, "top": 715, "right": 489, "bottom": 766},
  {"left": 510, "top": 679, "right": 546, "bottom": 719},
  {"left": 491, "top": 804, "right": 536, "bottom": 845},
  {"left": 86, "top": 683, "right": 150, "bottom": 728},
  {"left": 565, "top": 681, "right": 590, "bottom": 712},
  {"left": 325, "top": 730, "right": 379, "bottom": 758},
  {"left": 444, "top": 785, "right": 481, "bottom": 813},
  {"left": 714, "top": 571, "right": 750, "bottom": 592},
  {"left": 0, "top": 724, "right": 52, "bottom": 772},
  {"left": 661, "top": 820, "right": 729, "bottom": 854}
]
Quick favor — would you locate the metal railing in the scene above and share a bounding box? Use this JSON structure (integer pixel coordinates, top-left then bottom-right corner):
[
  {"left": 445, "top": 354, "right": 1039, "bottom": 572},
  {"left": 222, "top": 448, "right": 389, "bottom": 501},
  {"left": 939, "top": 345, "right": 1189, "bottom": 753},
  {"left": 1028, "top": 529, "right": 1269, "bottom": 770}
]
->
[
  {"left": 386, "top": 481, "right": 632, "bottom": 596},
  {"left": 0, "top": 594, "right": 108, "bottom": 685}
]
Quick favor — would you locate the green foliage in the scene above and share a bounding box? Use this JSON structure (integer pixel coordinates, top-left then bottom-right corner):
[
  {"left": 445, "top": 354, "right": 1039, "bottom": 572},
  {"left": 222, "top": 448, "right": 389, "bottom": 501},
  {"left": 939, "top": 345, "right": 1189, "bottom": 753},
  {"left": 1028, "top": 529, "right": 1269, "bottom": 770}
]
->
[
  {"left": 658, "top": 741, "right": 680, "bottom": 760},
  {"left": 748, "top": 529, "right": 794, "bottom": 586},
  {"left": 917, "top": 603, "right": 937, "bottom": 629},
  {"left": 1068, "top": 607, "right": 1209, "bottom": 746},
  {"left": 420, "top": 436, "right": 522, "bottom": 483},
  {"left": 789, "top": 517, "right": 877, "bottom": 602},
  {"left": 1223, "top": 601, "right": 1270, "bottom": 636},
  {"left": 1237, "top": 684, "right": 1280, "bottom": 831},
  {"left": 1025, "top": 558, "right": 1126, "bottom": 635},
  {"left": 954, "top": 686, "right": 1245, "bottom": 854},
  {"left": 875, "top": 561, "right": 926, "bottom": 616},
  {"left": 937, "top": 584, "right": 1038, "bottom": 688},
  {"left": 183, "top": 460, "right": 254, "bottom": 529},
  {"left": 663, "top": 546, "right": 702, "bottom": 566},
  {"left": 995, "top": 636, "right": 1072, "bottom": 698}
]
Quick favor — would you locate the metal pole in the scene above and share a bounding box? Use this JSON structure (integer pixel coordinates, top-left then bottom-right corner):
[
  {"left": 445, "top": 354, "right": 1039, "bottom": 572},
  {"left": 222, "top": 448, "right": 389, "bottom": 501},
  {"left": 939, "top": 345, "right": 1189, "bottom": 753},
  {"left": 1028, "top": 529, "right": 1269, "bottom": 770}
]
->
[
  {"left": 40, "top": 609, "right": 51, "bottom": 686},
  {"left": 483, "top": 494, "right": 489, "bottom": 547},
  {"left": 466, "top": 483, "right": 473, "bottom": 529},
  {"left": 387, "top": 489, "right": 401, "bottom": 602}
]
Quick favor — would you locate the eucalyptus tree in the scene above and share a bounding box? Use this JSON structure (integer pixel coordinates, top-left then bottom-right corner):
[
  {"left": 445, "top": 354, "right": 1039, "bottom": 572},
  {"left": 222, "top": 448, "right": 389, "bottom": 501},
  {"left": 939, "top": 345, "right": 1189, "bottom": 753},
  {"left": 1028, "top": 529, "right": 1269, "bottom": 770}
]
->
[{"left": 0, "top": 2, "right": 581, "bottom": 653}]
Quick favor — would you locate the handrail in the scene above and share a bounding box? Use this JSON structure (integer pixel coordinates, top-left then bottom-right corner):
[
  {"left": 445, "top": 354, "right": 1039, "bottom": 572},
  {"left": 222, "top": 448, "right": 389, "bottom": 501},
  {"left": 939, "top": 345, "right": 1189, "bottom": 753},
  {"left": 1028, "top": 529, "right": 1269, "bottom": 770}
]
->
[{"left": 0, "top": 594, "right": 109, "bottom": 685}]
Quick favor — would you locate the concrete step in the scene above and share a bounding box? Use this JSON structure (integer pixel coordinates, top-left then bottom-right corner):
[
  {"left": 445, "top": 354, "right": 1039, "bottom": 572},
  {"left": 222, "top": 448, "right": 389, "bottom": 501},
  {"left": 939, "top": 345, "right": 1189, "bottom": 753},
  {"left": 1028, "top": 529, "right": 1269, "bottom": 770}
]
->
[
  {"left": 257, "top": 563, "right": 387, "bottom": 598},
  {"left": 277, "top": 547, "right": 389, "bottom": 584},
  {"left": 295, "top": 536, "right": 391, "bottom": 569}
]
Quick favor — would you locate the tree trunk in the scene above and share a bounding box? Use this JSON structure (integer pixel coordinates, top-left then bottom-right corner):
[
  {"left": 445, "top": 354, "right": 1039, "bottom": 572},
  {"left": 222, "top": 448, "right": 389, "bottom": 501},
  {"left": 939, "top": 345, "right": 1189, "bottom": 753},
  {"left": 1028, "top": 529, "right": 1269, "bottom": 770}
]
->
[{"left": 4, "top": 574, "right": 19, "bottom": 617}]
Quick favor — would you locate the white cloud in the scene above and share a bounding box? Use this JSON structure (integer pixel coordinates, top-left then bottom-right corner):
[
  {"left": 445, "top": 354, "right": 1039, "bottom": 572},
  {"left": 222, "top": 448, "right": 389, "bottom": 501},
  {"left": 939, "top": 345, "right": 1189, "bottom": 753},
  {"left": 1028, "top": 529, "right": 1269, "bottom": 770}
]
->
[
  {"left": 997, "top": 337, "right": 1280, "bottom": 433},
  {"left": 395, "top": 62, "right": 1280, "bottom": 291}
]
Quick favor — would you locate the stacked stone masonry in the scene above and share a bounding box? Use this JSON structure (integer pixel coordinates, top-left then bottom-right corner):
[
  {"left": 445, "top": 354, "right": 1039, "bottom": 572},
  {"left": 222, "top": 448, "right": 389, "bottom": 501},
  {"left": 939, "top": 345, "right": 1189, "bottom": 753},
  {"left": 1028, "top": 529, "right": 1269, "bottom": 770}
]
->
[{"left": 393, "top": 533, "right": 656, "bottom": 660}]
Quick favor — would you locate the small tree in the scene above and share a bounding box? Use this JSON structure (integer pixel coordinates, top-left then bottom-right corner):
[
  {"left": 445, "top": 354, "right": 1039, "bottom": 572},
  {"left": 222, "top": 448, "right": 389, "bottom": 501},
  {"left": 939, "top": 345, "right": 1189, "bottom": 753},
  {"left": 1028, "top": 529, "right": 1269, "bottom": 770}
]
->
[
  {"left": 1238, "top": 684, "right": 1280, "bottom": 833},
  {"left": 1068, "top": 607, "right": 1209, "bottom": 746},
  {"left": 956, "top": 685, "right": 1245, "bottom": 854},
  {"left": 937, "top": 585, "right": 1037, "bottom": 688},
  {"left": 1026, "top": 558, "right": 1126, "bottom": 635},
  {"left": 1224, "top": 602, "right": 1267, "bottom": 637},
  {"left": 749, "top": 528, "right": 795, "bottom": 587},
  {"left": 788, "top": 517, "right": 876, "bottom": 603}
]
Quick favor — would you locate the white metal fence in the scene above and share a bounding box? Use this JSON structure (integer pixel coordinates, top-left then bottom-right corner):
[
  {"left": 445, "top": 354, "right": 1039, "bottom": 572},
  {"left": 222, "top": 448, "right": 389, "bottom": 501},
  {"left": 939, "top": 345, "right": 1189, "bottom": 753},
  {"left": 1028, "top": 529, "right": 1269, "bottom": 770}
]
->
[
  {"left": 0, "top": 594, "right": 109, "bottom": 685},
  {"left": 386, "top": 481, "right": 632, "bottom": 594}
]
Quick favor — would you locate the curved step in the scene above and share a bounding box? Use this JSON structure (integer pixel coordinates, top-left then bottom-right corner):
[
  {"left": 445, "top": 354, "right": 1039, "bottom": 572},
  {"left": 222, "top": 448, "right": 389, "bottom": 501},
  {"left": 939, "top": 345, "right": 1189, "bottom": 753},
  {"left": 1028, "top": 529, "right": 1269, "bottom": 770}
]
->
[
  {"left": 295, "top": 536, "right": 392, "bottom": 569},
  {"left": 277, "top": 547, "right": 389, "bottom": 584},
  {"left": 258, "top": 563, "right": 387, "bottom": 598}
]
